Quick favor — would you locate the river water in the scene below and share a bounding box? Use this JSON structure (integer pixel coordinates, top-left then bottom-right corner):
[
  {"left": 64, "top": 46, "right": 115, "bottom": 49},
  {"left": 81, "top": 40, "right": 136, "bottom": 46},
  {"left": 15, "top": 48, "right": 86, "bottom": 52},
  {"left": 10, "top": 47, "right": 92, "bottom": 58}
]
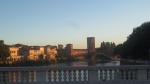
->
[
  {"left": 45, "top": 58, "right": 150, "bottom": 67},
  {"left": 45, "top": 60, "right": 120, "bottom": 67}
]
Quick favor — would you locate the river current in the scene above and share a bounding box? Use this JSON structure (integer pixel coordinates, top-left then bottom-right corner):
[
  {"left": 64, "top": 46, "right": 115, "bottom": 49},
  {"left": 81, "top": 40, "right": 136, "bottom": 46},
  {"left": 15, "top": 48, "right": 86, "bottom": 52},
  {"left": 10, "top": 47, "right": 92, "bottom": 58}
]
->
[{"left": 44, "top": 60, "right": 120, "bottom": 67}]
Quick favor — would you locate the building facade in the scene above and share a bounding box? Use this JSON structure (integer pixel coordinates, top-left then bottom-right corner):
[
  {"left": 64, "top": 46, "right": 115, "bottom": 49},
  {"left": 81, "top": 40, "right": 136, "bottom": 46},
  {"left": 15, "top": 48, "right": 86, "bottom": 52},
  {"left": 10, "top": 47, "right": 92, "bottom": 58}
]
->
[
  {"left": 6, "top": 45, "right": 58, "bottom": 61},
  {"left": 28, "top": 46, "right": 44, "bottom": 60},
  {"left": 45, "top": 46, "right": 57, "bottom": 60},
  {"left": 8, "top": 47, "right": 22, "bottom": 61}
]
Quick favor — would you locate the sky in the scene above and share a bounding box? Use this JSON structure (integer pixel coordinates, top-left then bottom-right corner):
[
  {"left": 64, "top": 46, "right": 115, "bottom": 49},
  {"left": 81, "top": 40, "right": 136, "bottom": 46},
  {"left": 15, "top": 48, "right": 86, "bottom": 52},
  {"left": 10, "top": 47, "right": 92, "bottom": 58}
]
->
[{"left": 0, "top": 0, "right": 150, "bottom": 49}]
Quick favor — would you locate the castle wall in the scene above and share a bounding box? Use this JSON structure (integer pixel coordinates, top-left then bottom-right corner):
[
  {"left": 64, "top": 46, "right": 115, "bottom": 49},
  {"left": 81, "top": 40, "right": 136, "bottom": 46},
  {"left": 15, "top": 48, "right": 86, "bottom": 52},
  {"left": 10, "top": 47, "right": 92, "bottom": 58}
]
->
[
  {"left": 72, "top": 49, "right": 87, "bottom": 56},
  {"left": 57, "top": 44, "right": 88, "bottom": 59},
  {"left": 57, "top": 49, "right": 87, "bottom": 58}
]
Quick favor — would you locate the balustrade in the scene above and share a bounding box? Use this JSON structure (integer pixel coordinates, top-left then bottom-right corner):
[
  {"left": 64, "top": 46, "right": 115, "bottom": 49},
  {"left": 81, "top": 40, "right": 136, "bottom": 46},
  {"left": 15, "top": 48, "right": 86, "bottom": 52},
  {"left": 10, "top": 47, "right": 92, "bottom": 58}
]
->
[
  {"left": 47, "top": 70, "right": 88, "bottom": 82},
  {"left": 0, "top": 65, "right": 150, "bottom": 84}
]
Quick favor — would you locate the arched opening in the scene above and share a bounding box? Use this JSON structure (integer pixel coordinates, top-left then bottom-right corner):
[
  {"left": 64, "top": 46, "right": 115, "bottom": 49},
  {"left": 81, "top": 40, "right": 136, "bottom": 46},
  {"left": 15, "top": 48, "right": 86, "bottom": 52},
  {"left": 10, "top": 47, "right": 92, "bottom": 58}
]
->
[{"left": 91, "top": 53, "right": 110, "bottom": 61}]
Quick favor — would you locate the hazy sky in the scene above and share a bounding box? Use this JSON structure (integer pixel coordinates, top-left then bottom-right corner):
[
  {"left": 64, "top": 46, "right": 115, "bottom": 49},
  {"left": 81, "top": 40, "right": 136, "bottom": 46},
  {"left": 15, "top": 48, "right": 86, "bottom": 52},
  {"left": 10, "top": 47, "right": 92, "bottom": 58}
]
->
[{"left": 0, "top": 0, "right": 150, "bottom": 49}]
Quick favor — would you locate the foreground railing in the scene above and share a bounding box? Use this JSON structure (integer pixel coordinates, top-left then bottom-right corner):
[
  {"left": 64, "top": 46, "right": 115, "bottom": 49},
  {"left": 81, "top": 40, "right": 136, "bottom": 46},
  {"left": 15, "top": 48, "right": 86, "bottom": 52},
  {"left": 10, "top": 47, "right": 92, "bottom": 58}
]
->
[{"left": 0, "top": 65, "right": 150, "bottom": 84}]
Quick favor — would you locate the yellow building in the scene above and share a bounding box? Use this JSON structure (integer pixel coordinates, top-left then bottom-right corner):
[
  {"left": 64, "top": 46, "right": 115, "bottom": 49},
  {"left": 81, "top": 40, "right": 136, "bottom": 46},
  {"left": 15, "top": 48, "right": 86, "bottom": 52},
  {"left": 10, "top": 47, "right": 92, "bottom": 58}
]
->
[
  {"left": 28, "top": 46, "right": 44, "bottom": 60},
  {"left": 7, "top": 45, "right": 58, "bottom": 61},
  {"left": 8, "top": 47, "right": 22, "bottom": 61},
  {"left": 46, "top": 47, "right": 57, "bottom": 60}
]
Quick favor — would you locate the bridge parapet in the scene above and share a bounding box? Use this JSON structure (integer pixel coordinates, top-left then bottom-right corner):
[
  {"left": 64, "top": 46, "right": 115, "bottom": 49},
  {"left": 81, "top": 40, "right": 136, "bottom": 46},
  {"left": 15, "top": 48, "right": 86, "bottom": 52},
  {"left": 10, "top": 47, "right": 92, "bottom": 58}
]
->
[{"left": 0, "top": 65, "right": 150, "bottom": 84}]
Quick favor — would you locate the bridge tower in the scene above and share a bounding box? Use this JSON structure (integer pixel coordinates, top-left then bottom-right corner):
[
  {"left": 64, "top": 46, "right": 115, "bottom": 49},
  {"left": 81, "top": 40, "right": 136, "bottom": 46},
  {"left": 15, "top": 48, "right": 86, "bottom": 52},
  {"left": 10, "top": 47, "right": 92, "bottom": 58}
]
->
[{"left": 87, "top": 37, "right": 95, "bottom": 58}]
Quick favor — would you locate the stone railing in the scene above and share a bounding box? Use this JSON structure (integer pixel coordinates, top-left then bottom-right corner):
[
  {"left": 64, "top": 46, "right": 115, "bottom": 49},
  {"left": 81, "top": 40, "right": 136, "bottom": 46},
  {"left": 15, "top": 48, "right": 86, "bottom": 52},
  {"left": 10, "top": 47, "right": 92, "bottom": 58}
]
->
[{"left": 0, "top": 65, "right": 150, "bottom": 84}]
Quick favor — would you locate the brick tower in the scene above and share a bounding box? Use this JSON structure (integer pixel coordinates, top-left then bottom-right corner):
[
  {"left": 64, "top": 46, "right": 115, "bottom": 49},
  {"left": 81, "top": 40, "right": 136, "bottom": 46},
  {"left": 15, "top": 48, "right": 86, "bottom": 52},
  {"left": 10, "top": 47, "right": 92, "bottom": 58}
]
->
[
  {"left": 87, "top": 37, "right": 95, "bottom": 58},
  {"left": 66, "top": 44, "right": 73, "bottom": 59}
]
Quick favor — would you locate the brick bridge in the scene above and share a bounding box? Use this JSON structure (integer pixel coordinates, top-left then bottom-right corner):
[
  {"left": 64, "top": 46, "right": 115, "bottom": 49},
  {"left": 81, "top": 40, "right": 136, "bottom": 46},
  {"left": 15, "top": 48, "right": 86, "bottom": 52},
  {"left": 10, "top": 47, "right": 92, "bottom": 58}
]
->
[{"left": 71, "top": 49, "right": 112, "bottom": 60}]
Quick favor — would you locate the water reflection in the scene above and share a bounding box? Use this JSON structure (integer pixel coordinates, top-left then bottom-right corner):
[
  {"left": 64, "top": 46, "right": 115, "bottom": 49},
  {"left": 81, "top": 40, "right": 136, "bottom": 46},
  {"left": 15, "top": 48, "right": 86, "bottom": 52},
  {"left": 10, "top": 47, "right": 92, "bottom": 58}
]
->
[
  {"left": 88, "top": 59, "right": 120, "bottom": 66},
  {"left": 47, "top": 60, "right": 120, "bottom": 67}
]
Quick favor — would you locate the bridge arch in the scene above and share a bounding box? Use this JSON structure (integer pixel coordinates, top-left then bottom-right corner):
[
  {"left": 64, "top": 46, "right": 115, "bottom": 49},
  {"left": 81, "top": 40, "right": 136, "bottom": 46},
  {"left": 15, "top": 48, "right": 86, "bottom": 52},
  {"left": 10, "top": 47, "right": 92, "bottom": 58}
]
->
[
  {"left": 91, "top": 53, "right": 110, "bottom": 60},
  {"left": 71, "top": 54, "right": 87, "bottom": 60}
]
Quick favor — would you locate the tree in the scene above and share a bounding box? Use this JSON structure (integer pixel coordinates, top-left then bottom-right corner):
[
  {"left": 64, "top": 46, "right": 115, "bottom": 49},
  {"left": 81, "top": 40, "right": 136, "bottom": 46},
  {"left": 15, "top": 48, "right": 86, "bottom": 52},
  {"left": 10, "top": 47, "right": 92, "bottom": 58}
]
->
[
  {"left": 121, "top": 21, "right": 150, "bottom": 60},
  {"left": 100, "top": 41, "right": 115, "bottom": 52},
  {"left": 0, "top": 43, "right": 10, "bottom": 61},
  {"left": 113, "top": 44, "right": 123, "bottom": 57}
]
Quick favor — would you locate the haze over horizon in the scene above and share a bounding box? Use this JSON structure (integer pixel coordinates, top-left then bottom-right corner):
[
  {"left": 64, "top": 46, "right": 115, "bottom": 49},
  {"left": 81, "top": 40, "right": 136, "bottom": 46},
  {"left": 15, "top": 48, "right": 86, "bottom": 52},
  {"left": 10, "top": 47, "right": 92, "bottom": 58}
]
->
[{"left": 0, "top": 0, "right": 150, "bottom": 49}]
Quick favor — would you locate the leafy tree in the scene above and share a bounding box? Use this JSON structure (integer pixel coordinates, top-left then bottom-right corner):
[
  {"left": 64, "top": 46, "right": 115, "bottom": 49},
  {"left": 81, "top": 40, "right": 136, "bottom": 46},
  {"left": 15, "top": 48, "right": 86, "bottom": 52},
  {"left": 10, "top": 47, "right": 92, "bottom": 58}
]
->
[
  {"left": 113, "top": 44, "right": 123, "bottom": 56},
  {"left": 121, "top": 21, "right": 150, "bottom": 60},
  {"left": 100, "top": 41, "right": 115, "bottom": 52},
  {"left": 0, "top": 43, "right": 10, "bottom": 61}
]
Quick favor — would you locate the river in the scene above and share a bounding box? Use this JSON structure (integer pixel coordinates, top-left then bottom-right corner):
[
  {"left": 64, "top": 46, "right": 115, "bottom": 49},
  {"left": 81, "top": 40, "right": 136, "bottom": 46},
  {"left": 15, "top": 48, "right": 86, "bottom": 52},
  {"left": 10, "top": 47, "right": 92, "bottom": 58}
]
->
[
  {"left": 41, "top": 58, "right": 149, "bottom": 67},
  {"left": 43, "top": 60, "right": 120, "bottom": 67}
]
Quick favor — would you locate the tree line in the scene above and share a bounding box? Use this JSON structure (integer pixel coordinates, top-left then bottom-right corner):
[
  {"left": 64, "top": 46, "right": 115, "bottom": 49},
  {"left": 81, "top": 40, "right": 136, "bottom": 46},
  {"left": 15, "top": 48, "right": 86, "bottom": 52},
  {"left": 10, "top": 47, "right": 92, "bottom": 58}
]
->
[
  {"left": 100, "top": 41, "right": 115, "bottom": 52},
  {"left": 113, "top": 22, "right": 150, "bottom": 60},
  {"left": 0, "top": 41, "right": 10, "bottom": 61}
]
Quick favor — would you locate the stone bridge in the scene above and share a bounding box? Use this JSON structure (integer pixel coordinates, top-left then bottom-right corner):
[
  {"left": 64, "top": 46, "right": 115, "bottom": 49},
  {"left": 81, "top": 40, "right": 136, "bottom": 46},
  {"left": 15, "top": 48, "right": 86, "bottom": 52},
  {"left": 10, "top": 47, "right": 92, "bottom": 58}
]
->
[
  {"left": 91, "top": 53, "right": 112, "bottom": 60},
  {"left": 72, "top": 52, "right": 111, "bottom": 60},
  {"left": 72, "top": 53, "right": 88, "bottom": 60}
]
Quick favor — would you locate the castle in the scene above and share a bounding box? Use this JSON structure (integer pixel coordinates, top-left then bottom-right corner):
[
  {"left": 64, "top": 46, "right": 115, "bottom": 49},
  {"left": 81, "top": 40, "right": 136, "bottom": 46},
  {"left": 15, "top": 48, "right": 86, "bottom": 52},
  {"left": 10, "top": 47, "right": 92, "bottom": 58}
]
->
[
  {"left": 57, "top": 37, "right": 96, "bottom": 59},
  {"left": 1, "top": 37, "right": 96, "bottom": 62}
]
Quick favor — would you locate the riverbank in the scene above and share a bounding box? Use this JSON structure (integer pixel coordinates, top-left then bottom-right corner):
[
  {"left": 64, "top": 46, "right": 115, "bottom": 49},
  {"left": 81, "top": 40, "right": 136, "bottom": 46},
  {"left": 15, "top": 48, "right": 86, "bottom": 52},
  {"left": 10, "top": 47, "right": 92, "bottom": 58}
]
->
[
  {"left": 120, "top": 59, "right": 150, "bottom": 65},
  {"left": 0, "top": 60, "right": 57, "bottom": 67}
]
